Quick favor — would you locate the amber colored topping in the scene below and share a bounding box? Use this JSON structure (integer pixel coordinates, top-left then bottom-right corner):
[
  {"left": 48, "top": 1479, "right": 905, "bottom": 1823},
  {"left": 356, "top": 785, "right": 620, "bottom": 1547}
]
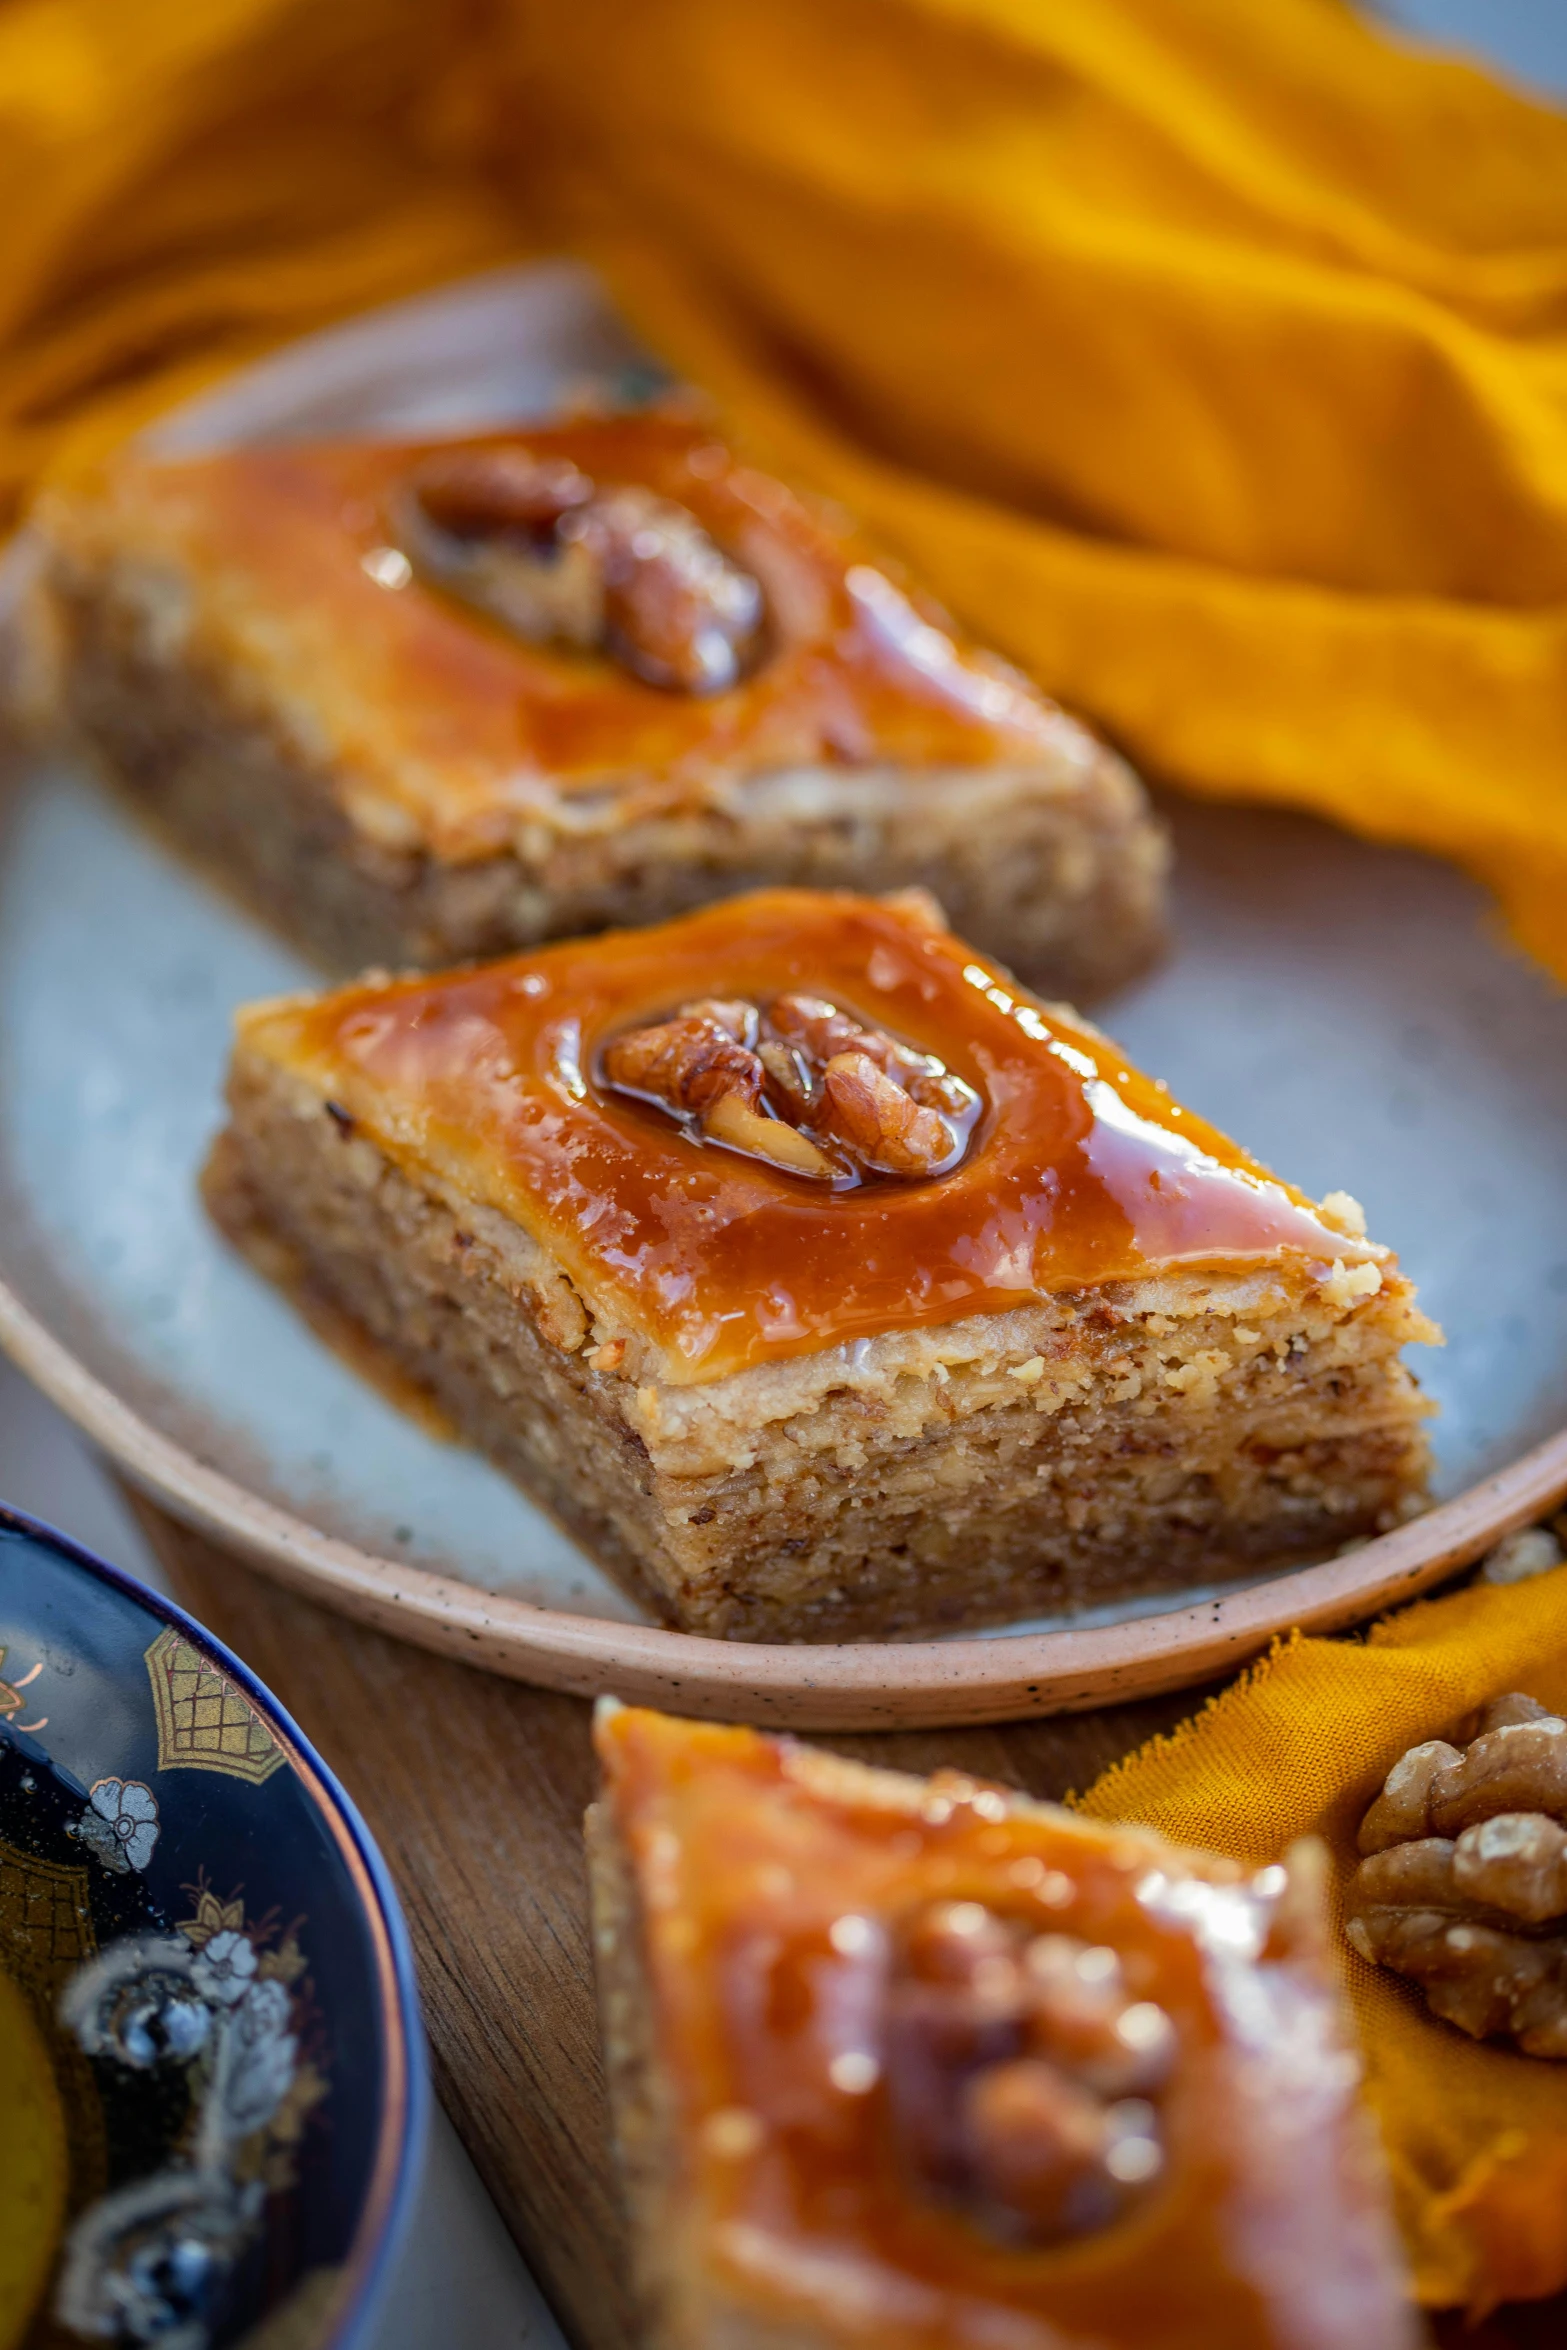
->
[
  {"left": 602, "top": 1008, "right": 766, "bottom": 1121},
  {"left": 602, "top": 989, "right": 978, "bottom": 1185},
  {"left": 593, "top": 1706, "right": 1411, "bottom": 2349},
  {"left": 885, "top": 1903, "right": 1171, "bottom": 2243},
  {"left": 770, "top": 992, "right": 978, "bottom": 1177},
  {"left": 94, "top": 416, "right": 1100, "bottom": 864},
  {"left": 818, "top": 1051, "right": 954, "bottom": 1178},
  {"left": 410, "top": 446, "right": 597, "bottom": 537},
  {"left": 587, "top": 485, "right": 763, "bottom": 694},
  {"left": 399, "top": 442, "right": 765, "bottom": 694},
  {"left": 1346, "top": 1692, "right": 1567, "bottom": 2057},
  {"left": 703, "top": 1089, "right": 832, "bottom": 1178},
  {"left": 245, "top": 891, "right": 1382, "bottom": 1382},
  {"left": 603, "top": 1005, "right": 835, "bottom": 1179}
]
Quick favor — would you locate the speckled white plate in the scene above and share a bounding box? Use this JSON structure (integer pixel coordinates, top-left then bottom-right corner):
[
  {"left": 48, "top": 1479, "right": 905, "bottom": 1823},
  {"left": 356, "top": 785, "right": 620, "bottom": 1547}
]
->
[{"left": 2, "top": 265, "right": 1566, "bottom": 1728}]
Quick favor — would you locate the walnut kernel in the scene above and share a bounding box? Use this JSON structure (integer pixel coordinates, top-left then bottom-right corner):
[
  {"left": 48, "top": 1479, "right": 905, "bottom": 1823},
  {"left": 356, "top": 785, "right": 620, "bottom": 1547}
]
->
[
  {"left": 883, "top": 1901, "right": 1172, "bottom": 2244},
  {"left": 1480, "top": 1525, "right": 1564, "bottom": 1585},
  {"left": 601, "top": 993, "right": 980, "bottom": 1187},
  {"left": 1346, "top": 1692, "right": 1567, "bottom": 2058},
  {"left": 398, "top": 447, "right": 764, "bottom": 694}
]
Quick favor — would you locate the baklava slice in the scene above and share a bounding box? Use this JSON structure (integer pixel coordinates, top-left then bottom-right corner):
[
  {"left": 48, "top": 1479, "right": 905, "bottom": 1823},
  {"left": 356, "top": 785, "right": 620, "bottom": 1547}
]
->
[
  {"left": 36, "top": 411, "right": 1164, "bottom": 997},
  {"left": 587, "top": 1703, "right": 1418, "bottom": 2350},
  {"left": 203, "top": 887, "right": 1437, "bottom": 1641}
]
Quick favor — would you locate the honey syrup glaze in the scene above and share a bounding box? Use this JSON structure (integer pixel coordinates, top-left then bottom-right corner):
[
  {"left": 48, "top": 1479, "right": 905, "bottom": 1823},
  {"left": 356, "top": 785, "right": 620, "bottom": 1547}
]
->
[
  {"left": 597, "top": 1707, "right": 1415, "bottom": 2349},
  {"left": 116, "top": 414, "right": 1095, "bottom": 862},
  {"left": 254, "top": 890, "right": 1380, "bottom": 1384}
]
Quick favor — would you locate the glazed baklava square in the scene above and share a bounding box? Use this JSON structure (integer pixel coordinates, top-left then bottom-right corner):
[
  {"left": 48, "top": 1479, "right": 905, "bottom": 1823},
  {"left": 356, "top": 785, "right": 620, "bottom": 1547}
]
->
[
  {"left": 587, "top": 1702, "right": 1417, "bottom": 2350},
  {"left": 36, "top": 412, "right": 1164, "bottom": 997},
  {"left": 203, "top": 887, "right": 1436, "bottom": 1642}
]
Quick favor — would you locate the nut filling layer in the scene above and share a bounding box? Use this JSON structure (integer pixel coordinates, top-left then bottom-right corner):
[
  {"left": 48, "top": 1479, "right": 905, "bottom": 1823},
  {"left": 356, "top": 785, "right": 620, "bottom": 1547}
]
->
[
  {"left": 1346, "top": 1692, "right": 1567, "bottom": 2057},
  {"left": 884, "top": 1901, "right": 1174, "bottom": 2244},
  {"left": 600, "top": 993, "right": 983, "bottom": 1185},
  {"left": 396, "top": 445, "right": 765, "bottom": 693}
]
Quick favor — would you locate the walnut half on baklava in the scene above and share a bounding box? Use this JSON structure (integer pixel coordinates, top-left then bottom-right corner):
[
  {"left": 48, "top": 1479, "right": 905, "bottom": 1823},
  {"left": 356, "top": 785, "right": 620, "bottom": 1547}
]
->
[
  {"left": 587, "top": 1703, "right": 1419, "bottom": 2350},
  {"left": 35, "top": 411, "right": 1165, "bottom": 998},
  {"left": 202, "top": 886, "right": 1437, "bottom": 1642}
]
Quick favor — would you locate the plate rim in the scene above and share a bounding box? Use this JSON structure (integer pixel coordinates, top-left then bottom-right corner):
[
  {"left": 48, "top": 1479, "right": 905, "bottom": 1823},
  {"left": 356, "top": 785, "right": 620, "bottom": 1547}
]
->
[
  {"left": 0, "top": 1493, "right": 430, "bottom": 2350},
  {"left": 5, "top": 1266, "right": 1565, "bottom": 1731}
]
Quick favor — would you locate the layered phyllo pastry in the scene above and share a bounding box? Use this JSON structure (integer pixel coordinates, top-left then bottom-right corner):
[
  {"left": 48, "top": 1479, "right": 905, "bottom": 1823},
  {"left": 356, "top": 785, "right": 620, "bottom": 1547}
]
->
[
  {"left": 202, "top": 888, "right": 1437, "bottom": 1641},
  {"left": 587, "top": 1704, "right": 1418, "bottom": 2349},
  {"left": 36, "top": 412, "right": 1164, "bottom": 997}
]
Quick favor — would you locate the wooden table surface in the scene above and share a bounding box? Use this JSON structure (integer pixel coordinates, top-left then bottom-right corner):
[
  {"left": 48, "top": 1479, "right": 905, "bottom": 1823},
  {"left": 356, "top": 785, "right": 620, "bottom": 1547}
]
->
[{"left": 131, "top": 1495, "right": 1563, "bottom": 2350}]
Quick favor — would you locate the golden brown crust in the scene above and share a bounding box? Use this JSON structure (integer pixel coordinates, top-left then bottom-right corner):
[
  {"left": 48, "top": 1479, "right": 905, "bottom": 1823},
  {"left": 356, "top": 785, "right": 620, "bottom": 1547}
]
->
[
  {"left": 589, "top": 1706, "right": 1419, "bottom": 2350},
  {"left": 587, "top": 1800, "right": 693, "bottom": 2350},
  {"left": 36, "top": 417, "right": 1168, "bottom": 995},
  {"left": 202, "top": 893, "right": 1435, "bottom": 1641},
  {"left": 42, "top": 415, "right": 1134, "bottom": 842},
  {"left": 204, "top": 1027, "right": 1435, "bottom": 1640},
  {"left": 223, "top": 890, "right": 1403, "bottom": 1385}
]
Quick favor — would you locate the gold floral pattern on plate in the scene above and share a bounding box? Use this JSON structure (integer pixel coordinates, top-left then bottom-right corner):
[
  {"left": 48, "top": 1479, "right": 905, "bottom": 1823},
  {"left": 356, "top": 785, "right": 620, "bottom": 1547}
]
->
[
  {"left": 0, "top": 1837, "right": 95, "bottom": 1995},
  {"left": 145, "top": 1626, "right": 285, "bottom": 1784}
]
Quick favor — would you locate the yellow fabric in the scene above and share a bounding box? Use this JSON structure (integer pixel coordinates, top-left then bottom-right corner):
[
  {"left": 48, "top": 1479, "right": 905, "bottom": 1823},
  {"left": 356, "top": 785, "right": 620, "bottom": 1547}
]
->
[
  {"left": 0, "top": 0, "right": 521, "bottom": 515},
  {"left": 1078, "top": 1566, "right": 1567, "bottom": 2314},
  {"left": 6, "top": 1, "right": 1567, "bottom": 977}
]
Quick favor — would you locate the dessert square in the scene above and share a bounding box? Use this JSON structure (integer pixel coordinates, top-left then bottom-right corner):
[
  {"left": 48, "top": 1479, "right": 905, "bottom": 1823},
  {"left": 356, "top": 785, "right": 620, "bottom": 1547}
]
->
[
  {"left": 36, "top": 412, "right": 1165, "bottom": 997},
  {"left": 587, "top": 1702, "right": 1418, "bottom": 2350},
  {"left": 202, "top": 887, "right": 1438, "bottom": 1642}
]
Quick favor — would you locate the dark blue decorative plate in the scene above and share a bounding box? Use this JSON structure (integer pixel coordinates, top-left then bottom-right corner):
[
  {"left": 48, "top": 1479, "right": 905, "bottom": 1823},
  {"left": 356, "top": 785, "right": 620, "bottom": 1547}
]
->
[{"left": 0, "top": 1503, "right": 426, "bottom": 2350}]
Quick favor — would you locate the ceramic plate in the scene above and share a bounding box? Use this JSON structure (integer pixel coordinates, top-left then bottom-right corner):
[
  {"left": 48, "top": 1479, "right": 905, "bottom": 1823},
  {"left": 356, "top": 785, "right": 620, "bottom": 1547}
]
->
[
  {"left": 2, "top": 265, "right": 1566, "bottom": 1729},
  {"left": 0, "top": 1503, "right": 425, "bottom": 2350}
]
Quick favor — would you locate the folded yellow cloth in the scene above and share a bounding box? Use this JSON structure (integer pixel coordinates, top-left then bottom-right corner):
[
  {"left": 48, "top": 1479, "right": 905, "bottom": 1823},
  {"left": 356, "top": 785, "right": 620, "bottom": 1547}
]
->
[
  {"left": 505, "top": 0, "right": 1567, "bottom": 987},
  {"left": 1079, "top": 1565, "right": 1567, "bottom": 2315},
  {"left": 0, "top": 0, "right": 519, "bottom": 511},
  {"left": 7, "top": 0, "right": 1567, "bottom": 982}
]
